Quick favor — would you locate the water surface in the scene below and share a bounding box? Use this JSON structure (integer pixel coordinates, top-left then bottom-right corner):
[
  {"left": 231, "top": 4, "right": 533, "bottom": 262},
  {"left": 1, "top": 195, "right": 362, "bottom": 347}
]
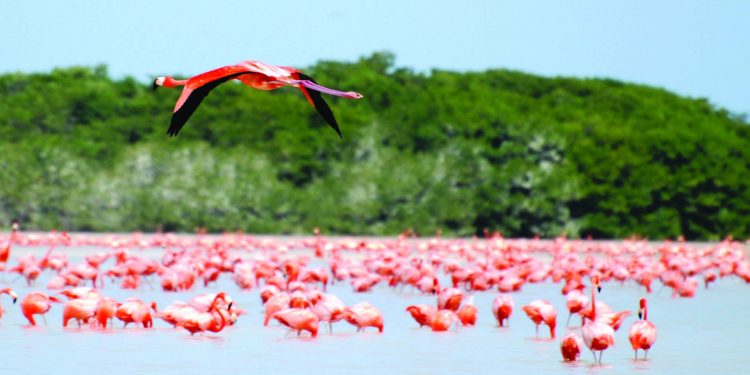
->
[{"left": 0, "top": 242, "right": 747, "bottom": 375}]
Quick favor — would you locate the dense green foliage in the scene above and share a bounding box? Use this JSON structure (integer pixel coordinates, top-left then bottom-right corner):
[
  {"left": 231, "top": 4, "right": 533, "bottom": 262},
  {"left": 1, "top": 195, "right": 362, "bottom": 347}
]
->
[{"left": 1, "top": 52, "right": 748, "bottom": 239}]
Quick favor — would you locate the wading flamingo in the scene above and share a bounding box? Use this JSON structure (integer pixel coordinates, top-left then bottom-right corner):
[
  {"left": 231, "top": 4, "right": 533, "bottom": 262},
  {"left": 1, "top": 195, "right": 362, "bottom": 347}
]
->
[
  {"left": 522, "top": 300, "right": 557, "bottom": 339},
  {"left": 629, "top": 298, "right": 657, "bottom": 360},
  {"left": 457, "top": 297, "right": 478, "bottom": 326},
  {"left": 492, "top": 294, "right": 514, "bottom": 327},
  {"left": 20, "top": 292, "right": 62, "bottom": 325},
  {"left": 582, "top": 276, "right": 615, "bottom": 365},
  {"left": 273, "top": 308, "right": 319, "bottom": 338},
  {"left": 62, "top": 298, "right": 98, "bottom": 327},
  {"left": 153, "top": 60, "right": 363, "bottom": 138},
  {"left": 406, "top": 304, "right": 437, "bottom": 328},
  {"left": 430, "top": 309, "right": 459, "bottom": 332},
  {"left": 115, "top": 298, "right": 157, "bottom": 328},
  {"left": 560, "top": 332, "right": 584, "bottom": 362},
  {"left": 343, "top": 302, "right": 384, "bottom": 333}
]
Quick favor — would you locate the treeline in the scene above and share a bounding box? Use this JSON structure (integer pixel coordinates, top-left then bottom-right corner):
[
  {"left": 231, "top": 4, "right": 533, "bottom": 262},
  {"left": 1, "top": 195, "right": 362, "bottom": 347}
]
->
[{"left": 0, "top": 52, "right": 748, "bottom": 239}]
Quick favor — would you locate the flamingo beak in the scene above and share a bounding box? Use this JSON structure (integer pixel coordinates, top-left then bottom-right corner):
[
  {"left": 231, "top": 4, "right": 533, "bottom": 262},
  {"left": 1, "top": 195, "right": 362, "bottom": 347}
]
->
[
  {"left": 596, "top": 285, "right": 601, "bottom": 293},
  {"left": 638, "top": 308, "right": 642, "bottom": 320},
  {"left": 228, "top": 302, "right": 233, "bottom": 311},
  {"left": 152, "top": 79, "right": 159, "bottom": 91},
  {"left": 12, "top": 297, "right": 17, "bottom": 304}
]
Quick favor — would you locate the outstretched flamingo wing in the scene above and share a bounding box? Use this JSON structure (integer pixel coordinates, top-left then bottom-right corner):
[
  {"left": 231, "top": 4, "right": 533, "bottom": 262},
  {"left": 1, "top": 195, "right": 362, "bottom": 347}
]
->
[
  {"left": 167, "top": 72, "right": 249, "bottom": 136},
  {"left": 295, "top": 73, "right": 343, "bottom": 139}
]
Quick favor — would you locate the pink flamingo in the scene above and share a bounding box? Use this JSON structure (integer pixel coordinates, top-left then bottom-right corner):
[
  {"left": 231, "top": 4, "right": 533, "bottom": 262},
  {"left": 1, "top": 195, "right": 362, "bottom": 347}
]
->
[
  {"left": 20, "top": 292, "right": 62, "bottom": 325},
  {"left": 457, "top": 297, "right": 478, "bottom": 326},
  {"left": 629, "top": 298, "right": 657, "bottom": 360},
  {"left": 273, "top": 308, "right": 319, "bottom": 338},
  {"left": 437, "top": 288, "right": 463, "bottom": 311},
  {"left": 522, "top": 300, "right": 557, "bottom": 339},
  {"left": 492, "top": 294, "right": 514, "bottom": 327},
  {"left": 310, "top": 293, "right": 346, "bottom": 333},
  {"left": 343, "top": 302, "right": 384, "bottom": 333},
  {"left": 582, "top": 276, "right": 615, "bottom": 364},
  {"left": 560, "top": 333, "right": 584, "bottom": 362},
  {"left": 430, "top": 309, "right": 460, "bottom": 332},
  {"left": 115, "top": 298, "right": 157, "bottom": 328},
  {"left": 153, "top": 60, "right": 362, "bottom": 137},
  {"left": 406, "top": 304, "right": 437, "bottom": 328},
  {"left": 565, "top": 289, "right": 589, "bottom": 326}
]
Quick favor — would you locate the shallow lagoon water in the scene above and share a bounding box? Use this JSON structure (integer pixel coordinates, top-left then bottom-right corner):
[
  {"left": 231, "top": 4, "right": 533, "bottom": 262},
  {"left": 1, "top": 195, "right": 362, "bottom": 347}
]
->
[{"left": 1, "top": 242, "right": 749, "bottom": 375}]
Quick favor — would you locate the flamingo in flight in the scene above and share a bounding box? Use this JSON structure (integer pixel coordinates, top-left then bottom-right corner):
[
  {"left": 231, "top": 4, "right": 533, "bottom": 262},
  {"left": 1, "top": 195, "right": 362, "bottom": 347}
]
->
[{"left": 153, "top": 60, "right": 363, "bottom": 138}]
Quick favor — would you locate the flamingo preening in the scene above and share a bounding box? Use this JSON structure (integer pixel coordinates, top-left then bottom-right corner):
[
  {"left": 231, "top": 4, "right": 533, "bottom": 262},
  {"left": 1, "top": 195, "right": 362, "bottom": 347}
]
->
[{"left": 153, "top": 60, "right": 363, "bottom": 138}]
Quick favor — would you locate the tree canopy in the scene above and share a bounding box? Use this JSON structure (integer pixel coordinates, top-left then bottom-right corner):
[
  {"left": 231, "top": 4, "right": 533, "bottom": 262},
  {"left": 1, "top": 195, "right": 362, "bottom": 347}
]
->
[{"left": 1, "top": 52, "right": 748, "bottom": 239}]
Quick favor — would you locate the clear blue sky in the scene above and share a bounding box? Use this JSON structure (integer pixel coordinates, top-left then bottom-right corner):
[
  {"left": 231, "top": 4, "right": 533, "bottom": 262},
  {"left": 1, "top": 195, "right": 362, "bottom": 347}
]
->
[{"left": 1, "top": 1, "right": 748, "bottom": 115}]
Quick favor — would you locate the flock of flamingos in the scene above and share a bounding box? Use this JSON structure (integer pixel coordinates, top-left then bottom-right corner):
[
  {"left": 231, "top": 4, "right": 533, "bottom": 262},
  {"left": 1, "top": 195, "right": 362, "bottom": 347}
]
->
[{"left": 1, "top": 228, "right": 748, "bottom": 366}]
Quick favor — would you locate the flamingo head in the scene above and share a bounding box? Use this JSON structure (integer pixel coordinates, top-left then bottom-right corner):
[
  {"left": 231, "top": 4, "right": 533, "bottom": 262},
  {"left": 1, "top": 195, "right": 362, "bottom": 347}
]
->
[
  {"left": 592, "top": 275, "right": 601, "bottom": 293},
  {"left": 638, "top": 298, "right": 647, "bottom": 319},
  {"left": 152, "top": 77, "right": 166, "bottom": 91}
]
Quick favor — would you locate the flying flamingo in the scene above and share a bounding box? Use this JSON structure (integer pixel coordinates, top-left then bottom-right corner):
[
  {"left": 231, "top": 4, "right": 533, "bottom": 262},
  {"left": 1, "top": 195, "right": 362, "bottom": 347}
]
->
[
  {"left": 522, "top": 300, "right": 557, "bottom": 339},
  {"left": 20, "top": 292, "right": 62, "bottom": 325},
  {"left": 153, "top": 60, "right": 363, "bottom": 138},
  {"left": 629, "top": 298, "right": 657, "bottom": 360},
  {"left": 582, "top": 276, "right": 615, "bottom": 364},
  {"left": 0, "top": 288, "right": 18, "bottom": 319}
]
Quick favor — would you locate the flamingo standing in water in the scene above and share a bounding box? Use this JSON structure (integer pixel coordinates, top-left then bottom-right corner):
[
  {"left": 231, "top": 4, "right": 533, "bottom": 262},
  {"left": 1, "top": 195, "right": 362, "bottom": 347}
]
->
[
  {"left": 406, "top": 304, "right": 437, "bottom": 328},
  {"left": 492, "top": 294, "right": 514, "bottom": 327},
  {"left": 582, "top": 276, "right": 615, "bottom": 364},
  {"left": 153, "top": 60, "right": 363, "bottom": 138},
  {"left": 343, "top": 302, "right": 384, "bottom": 333},
  {"left": 629, "top": 298, "right": 657, "bottom": 360},
  {"left": 560, "top": 332, "right": 584, "bottom": 362},
  {"left": 273, "top": 308, "right": 319, "bottom": 338},
  {"left": 20, "top": 292, "right": 62, "bottom": 325},
  {"left": 522, "top": 300, "right": 557, "bottom": 339}
]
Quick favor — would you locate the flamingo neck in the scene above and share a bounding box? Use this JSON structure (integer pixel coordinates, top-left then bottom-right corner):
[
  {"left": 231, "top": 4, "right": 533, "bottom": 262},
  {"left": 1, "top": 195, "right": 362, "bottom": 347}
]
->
[
  {"left": 164, "top": 77, "right": 188, "bottom": 88},
  {"left": 212, "top": 307, "right": 226, "bottom": 332},
  {"left": 591, "top": 285, "right": 596, "bottom": 319},
  {"left": 643, "top": 304, "right": 648, "bottom": 321}
]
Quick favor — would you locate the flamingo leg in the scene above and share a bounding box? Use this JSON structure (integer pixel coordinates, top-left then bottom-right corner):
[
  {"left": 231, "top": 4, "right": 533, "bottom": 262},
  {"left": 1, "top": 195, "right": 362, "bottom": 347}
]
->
[
  {"left": 566, "top": 313, "right": 572, "bottom": 327},
  {"left": 291, "top": 80, "right": 361, "bottom": 99},
  {"left": 535, "top": 324, "right": 539, "bottom": 337},
  {"left": 598, "top": 351, "right": 603, "bottom": 364},
  {"left": 634, "top": 350, "right": 638, "bottom": 360},
  {"left": 42, "top": 315, "right": 48, "bottom": 326},
  {"left": 645, "top": 350, "right": 648, "bottom": 360},
  {"left": 591, "top": 351, "right": 597, "bottom": 363}
]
